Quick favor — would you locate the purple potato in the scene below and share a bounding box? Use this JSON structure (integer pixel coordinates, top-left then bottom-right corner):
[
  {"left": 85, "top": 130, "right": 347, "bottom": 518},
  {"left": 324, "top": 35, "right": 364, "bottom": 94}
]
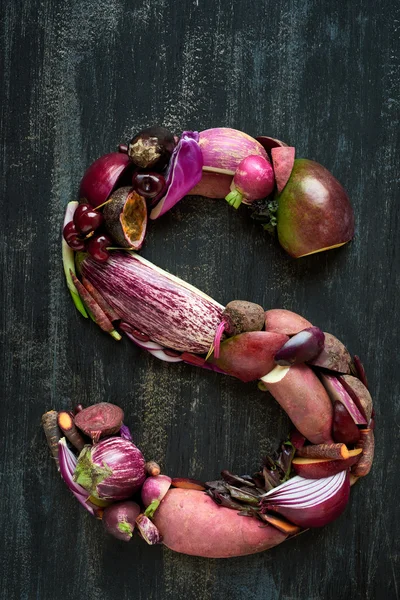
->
[
  {"left": 103, "top": 501, "right": 141, "bottom": 542},
  {"left": 274, "top": 327, "right": 325, "bottom": 366}
]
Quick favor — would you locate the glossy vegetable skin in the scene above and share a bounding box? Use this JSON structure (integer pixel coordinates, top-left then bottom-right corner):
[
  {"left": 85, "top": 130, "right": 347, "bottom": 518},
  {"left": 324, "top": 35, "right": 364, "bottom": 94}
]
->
[
  {"left": 261, "top": 364, "right": 334, "bottom": 444},
  {"left": 153, "top": 489, "right": 287, "bottom": 558}
]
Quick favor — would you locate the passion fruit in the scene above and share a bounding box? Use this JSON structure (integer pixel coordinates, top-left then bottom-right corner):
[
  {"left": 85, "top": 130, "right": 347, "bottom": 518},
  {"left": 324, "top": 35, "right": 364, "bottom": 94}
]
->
[{"left": 103, "top": 187, "right": 147, "bottom": 249}]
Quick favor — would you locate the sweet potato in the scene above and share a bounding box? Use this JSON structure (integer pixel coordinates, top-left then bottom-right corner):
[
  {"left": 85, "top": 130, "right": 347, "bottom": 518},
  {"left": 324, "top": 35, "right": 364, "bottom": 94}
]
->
[
  {"left": 261, "top": 364, "right": 333, "bottom": 444},
  {"left": 209, "top": 331, "right": 288, "bottom": 382},
  {"left": 308, "top": 332, "right": 351, "bottom": 373},
  {"left": 265, "top": 309, "right": 312, "bottom": 336},
  {"left": 187, "top": 171, "right": 232, "bottom": 198},
  {"left": 153, "top": 489, "right": 287, "bottom": 558}
]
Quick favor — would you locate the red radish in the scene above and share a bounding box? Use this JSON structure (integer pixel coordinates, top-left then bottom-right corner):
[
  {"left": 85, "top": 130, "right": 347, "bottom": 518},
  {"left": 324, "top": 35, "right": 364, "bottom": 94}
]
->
[
  {"left": 226, "top": 155, "right": 275, "bottom": 209},
  {"left": 261, "top": 364, "right": 334, "bottom": 444},
  {"left": 103, "top": 501, "right": 141, "bottom": 542},
  {"left": 141, "top": 475, "right": 172, "bottom": 517},
  {"left": 153, "top": 489, "right": 287, "bottom": 557},
  {"left": 271, "top": 146, "right": 296, "bottom": 193}
]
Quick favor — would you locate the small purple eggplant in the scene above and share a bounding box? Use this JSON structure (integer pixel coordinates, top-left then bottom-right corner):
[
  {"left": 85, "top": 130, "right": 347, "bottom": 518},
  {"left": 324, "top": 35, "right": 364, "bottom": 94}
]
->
[
  {"left": 102, "top": 501, "right": 141, "bottom": 542},
  {"left": 136, "top": 514, "right": 163, "bottom": 545},
  {"left": 141, "top": 474, "right": 172, "bottom": 518},
  {"left": 274, "top": 327, "right": 325, "bottom": 366}
]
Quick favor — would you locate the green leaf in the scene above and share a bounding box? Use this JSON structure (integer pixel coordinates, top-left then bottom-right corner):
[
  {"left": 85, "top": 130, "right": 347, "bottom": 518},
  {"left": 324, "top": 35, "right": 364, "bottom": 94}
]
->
[{"left": 62, "top": 202, "right": 88, "bottom": 318}]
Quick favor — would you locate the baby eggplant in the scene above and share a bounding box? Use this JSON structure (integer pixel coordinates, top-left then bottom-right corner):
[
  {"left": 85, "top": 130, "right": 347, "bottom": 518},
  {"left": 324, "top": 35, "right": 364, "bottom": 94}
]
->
[{"left": 274, "top": 327, "right": 325, "bottom": 366}]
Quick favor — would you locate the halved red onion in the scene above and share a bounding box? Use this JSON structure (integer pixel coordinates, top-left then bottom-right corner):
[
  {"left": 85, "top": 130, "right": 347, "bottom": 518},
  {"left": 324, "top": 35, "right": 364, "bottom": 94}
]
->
[
  {"left": 58, "top": 438, "right": 96, "bottom": 516},
  {"left": 79, "top": 152, "right": 132, "bottom": 208},
  {"left": 260, "top": 471, "right": 350, "bottom": 527}
]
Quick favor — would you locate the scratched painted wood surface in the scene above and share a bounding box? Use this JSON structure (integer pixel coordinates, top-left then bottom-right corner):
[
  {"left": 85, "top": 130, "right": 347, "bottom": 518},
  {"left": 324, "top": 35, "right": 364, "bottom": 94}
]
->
[{"left": 1, "top": 1, "right": 399, "bottom": 599}]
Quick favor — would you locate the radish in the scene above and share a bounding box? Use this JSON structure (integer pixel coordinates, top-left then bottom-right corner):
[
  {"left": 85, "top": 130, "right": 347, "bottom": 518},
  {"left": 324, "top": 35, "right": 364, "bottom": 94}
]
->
[{"left": 225, "top": 155, "right": 275, "bottom": 209}]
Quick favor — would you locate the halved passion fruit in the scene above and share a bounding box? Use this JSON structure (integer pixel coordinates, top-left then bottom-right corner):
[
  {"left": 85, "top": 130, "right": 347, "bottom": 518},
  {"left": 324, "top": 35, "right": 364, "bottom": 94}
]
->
[{"left": 103, "top": 187, "right": 147, "bottom": 249}]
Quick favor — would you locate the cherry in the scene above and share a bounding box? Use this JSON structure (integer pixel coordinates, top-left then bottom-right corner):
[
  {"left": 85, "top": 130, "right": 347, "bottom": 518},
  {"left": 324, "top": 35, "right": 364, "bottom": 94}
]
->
[
  {"left": 86, "top": 233, "right": 112, "bottom": 263},
  {"left": 63, "top": 221, "right": 86, "bottom": 250},
  {"left": 74, "top": 203, "right": 104, "bottom": 235},
  {"left": 132, "top": 172, "right": 166, "bottom": 199}
]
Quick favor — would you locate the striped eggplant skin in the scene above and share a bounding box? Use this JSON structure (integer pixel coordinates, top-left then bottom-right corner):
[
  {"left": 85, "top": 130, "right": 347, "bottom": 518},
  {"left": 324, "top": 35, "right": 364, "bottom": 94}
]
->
[
  {"left": 74, "top": 437, "right": 146, "bottom": 501},
  {"left": 81, "top": 252, "right": 224, "bottom": 353}
]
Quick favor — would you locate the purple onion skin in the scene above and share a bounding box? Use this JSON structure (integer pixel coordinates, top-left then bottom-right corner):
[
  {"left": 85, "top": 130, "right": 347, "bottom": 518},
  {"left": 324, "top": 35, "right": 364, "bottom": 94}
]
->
[
  {"left": 103, "top": 501, "right": 140, "bottom": 542},
  {"left": 136, "top": 514, "right": 163, "bottom": 545},
  {"left": 274, "top": 327, "right": 325, "bottom": 366},
  {"left": 75, "top": 437, "right": 146, "bottom": 501},
  {"left": 79, "top": 153, "right": 131, "bottom": 208},
  {"left": 141, "top": 474, "right": 172, "bottom": 508}
]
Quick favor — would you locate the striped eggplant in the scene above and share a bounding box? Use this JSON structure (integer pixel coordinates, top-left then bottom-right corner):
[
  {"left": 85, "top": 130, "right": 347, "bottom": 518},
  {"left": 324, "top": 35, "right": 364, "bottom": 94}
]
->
[
  {"left": 80, "top": 251, "right": 224, "bottom": 353},
  {"left": 73, "top": 437, "right": 146, "bottom": 501}
]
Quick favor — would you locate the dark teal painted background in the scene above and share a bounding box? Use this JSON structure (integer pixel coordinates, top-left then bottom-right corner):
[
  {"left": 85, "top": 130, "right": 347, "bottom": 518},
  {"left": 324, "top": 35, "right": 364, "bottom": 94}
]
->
[{"left": 1, "top": 1, "right": 399, "bottom": 598}]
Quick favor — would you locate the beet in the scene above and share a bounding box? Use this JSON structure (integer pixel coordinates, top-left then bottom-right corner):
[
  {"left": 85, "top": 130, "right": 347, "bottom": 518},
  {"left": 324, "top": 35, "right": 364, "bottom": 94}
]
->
[
  {"left": 223, "top": 301, "right": 265, "bottom": 336},
  {"left": 74, "top": 402, "right": 124, "bottom": 442}
]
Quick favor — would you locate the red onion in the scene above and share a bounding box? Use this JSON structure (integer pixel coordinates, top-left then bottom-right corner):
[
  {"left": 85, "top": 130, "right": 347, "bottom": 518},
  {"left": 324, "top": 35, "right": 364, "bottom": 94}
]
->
[
  {"left": 79, "top": 152, "right": 131, "bottom": 208},
  {"left": 58, "top": 438, "right": 96, "bottom": 516},
  {"left": 261, "top": 471, "right": 350, "bottom": 528},
  {"left": 73, "top": 437, "right": 146, "bottom": 501}
]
